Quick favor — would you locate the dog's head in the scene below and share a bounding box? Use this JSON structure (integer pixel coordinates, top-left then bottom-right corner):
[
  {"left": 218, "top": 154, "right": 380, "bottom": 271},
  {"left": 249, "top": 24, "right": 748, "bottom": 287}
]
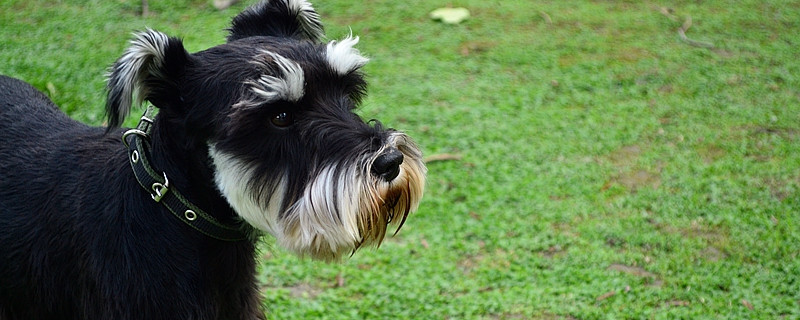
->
[{"left": 105, "top": 0, "right": 426, "bottom": 261}]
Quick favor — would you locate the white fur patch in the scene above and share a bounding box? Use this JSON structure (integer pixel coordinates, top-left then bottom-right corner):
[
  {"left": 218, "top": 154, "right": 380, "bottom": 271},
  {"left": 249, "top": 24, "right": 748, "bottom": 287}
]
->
[
  {"left": 209, "top": 144, "right": 362, "bottom": 259},
  {"left": 248, "top": 51, "right": 305, "bottom": 103},
  {"left": 281, "top": 165, "right": 364, "bottom": 258},
  {"left": 325, "top": 35, "right": 369, "bottom": 76},
  {"left": 285, "top": 0, "right": 324, "bottom": 42},
  {"left": 107, "top": 29, "right": 170, "bottom": 118},
  {"left": 208, "top": 144, "right": 286, "bottom": 237}
]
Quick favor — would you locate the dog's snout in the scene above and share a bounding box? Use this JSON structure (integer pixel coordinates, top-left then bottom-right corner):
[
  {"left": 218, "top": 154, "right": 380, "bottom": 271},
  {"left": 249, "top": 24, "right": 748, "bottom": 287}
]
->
[{"left": 371, "top": 148, "right": 404, "bottom": 182}]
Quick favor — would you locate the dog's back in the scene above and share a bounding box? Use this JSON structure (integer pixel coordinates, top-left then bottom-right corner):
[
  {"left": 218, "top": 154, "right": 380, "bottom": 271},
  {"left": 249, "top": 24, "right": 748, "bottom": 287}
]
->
[
  {"left": 0, "top": 75, "right": 104, "bottom": 152},
  {"left": 0, "top": 75, "right": 125, "bottom": 319},
  {"left": 0, "top": 75, "right": 76, "bottom": 128},
  {"left": 0, "top": 75, "right": 111, "bottom": 207}
]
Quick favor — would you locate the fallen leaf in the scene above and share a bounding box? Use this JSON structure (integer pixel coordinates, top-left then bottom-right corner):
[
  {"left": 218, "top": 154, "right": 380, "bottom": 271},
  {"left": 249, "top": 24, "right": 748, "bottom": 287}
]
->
[
  {"left": 46, "top": 82, "right": 57, "bottom": 97},
  {"left": 430, "top": 7, "right": 470, "bottom": 24},
  {"left": 741, "top": 299, "right": 754, "bottom": 310}
]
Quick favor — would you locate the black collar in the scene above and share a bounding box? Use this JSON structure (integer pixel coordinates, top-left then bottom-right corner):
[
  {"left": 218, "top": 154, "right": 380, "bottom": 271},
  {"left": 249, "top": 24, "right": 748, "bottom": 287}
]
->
[{"left": 122, "top": 107, "right": 247, "bottom": 242}]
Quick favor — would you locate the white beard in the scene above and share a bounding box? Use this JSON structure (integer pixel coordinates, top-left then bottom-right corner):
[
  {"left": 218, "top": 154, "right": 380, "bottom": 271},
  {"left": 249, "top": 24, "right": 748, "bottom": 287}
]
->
[{"left": 208, "top": 132, "right": 426, "bottom": 261}]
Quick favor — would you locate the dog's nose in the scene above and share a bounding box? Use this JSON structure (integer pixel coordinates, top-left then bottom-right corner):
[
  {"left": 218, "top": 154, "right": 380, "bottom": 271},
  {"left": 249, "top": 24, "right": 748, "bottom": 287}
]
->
[{"left": 371, "top": 148, "right": 404, "bottom": 182}]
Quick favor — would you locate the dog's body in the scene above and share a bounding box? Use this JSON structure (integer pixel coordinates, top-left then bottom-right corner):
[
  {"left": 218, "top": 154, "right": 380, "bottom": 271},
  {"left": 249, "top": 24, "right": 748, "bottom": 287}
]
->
[
  {"left": 0, "top": 76, "right": 262, "bottom": 318},
  {"left": 0, "top": 1, "right": 426, "bottom": 319}
]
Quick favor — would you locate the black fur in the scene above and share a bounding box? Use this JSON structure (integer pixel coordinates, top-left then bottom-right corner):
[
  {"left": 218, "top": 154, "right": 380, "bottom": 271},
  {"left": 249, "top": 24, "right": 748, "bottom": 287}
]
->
[
  {"left": 0, "top": 74, "right": 262, "bottom": 319},
  {"left": 227, "top": 0, "right": 324, "bottom": 42},
  {"left": 0, "top": 0, "right": 427, "bottom": 319}
]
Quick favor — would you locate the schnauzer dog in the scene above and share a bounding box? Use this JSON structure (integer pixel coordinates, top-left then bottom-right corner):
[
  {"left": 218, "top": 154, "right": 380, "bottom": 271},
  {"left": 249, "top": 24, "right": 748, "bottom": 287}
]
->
[{"left": 0, "top": 0, "right": 426, "bottom": 318}]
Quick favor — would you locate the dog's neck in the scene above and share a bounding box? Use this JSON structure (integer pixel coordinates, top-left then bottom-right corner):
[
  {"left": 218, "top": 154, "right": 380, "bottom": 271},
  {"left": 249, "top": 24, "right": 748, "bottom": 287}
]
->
[{"left": 146, "top": 117, "right": 244, "bottom": 229}]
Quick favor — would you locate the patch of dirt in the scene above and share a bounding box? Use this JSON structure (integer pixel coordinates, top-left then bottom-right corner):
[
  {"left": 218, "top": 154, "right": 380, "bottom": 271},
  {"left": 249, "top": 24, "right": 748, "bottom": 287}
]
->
[
  {"left": 607, "top": 145, "right": 642, "bottom": 167},
  {"left": 648, "top": 218, "right": 732, "bottom": 263},
  {"left": 614, "top": 169, "right": 662, "bottom": 191},
  {"left": 486, "top": 312, "right": 529, "bottom": 320},
  {"left": 286, "top": 283, "right": 323, "bottom": 299},
  {"left": 684, "top": 220, "right": 729, "bottom": 244},
  {"left": 458, "top": 254, "right": 485, "bottom": 275},
  {"left": 696, "top": 143, "right": 727, "bottom": 164},
  {"left": 615, "top": 47, "right": 653, "bottom": 63},
  {"left": 261, "top": 282, "right": 324, "bottom": 300},
  {"left": 750, "top": 125, "right": 800, "bottom": 140},
  {"left": 762, "top": 175, "right": 800, "bottom": 202},
  {"left": 602, "top": 144, "right": 662, "bottom": 192},
  {"left": 539, "top": 245, "right": 566, "bottom": 258},
  {"left": 700, "top": 246, "right": 727, "bottom": 262}
]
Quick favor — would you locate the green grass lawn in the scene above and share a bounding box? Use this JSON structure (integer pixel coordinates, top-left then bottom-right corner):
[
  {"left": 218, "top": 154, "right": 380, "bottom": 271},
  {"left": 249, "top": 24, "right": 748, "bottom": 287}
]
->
[{"left": 2, "top": 0, "right": 799, "bottom": 318}]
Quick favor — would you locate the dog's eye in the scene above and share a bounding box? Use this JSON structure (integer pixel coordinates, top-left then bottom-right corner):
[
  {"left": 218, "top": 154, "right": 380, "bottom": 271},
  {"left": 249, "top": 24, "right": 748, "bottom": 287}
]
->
[{"left": 271, "top": 112, "right": 294, "bottom": 128}]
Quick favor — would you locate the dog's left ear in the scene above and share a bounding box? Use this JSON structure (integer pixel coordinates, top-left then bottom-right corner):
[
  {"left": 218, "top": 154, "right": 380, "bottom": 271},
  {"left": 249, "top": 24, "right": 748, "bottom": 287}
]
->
[
  {"left": 106, "top": 29, "right": 189, "bottom": 128},
  {"left": 227, "top": 0, "right": 324, "bottom": 43}
]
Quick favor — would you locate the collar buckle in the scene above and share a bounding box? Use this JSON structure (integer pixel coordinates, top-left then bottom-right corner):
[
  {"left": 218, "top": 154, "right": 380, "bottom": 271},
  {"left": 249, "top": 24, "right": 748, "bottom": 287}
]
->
[
  {"left": 122, "top": 106, "right": 247, "bottom": 242},
  {"left": 150, "top": 172, "right": 169, "bottom": 202}
]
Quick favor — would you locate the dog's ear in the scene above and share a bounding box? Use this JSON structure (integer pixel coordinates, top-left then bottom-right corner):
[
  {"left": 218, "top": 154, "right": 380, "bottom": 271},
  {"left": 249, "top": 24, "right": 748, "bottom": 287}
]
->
[
  {"left": 106, "top": 29, "right": 189, "bottom": 128},
  {"left": 227, "top": 0, "right": 324, "bottom": 43}
]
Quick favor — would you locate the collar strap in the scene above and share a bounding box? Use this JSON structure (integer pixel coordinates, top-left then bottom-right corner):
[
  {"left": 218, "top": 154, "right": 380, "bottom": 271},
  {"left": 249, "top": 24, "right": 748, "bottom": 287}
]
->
[{"left": 122, "top": 107, "right": 248, "bottom": 242}]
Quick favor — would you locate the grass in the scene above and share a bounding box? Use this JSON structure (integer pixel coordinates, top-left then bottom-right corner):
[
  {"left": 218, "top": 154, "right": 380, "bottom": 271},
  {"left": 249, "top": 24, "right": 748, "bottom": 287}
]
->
[{"left": 2, "top": 0, "right": 800, "bottom": 318}]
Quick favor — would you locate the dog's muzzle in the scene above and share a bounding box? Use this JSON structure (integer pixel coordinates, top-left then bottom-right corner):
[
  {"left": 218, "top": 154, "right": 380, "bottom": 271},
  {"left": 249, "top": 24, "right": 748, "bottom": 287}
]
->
[{"left": 209, "top": 130, "right": 426, "bottom": 261}]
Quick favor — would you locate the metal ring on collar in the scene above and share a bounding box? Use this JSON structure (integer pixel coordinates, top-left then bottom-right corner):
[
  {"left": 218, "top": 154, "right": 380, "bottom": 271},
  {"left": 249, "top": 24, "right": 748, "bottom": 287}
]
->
[
  {"left": 131, "top": 150, "right": 140, "bottom": 163},
  {"left": 184, "top": 210, "right": 198, "bottom": 221},
  {"left": 122, "top": 129, "right": 149, "bottom": 148}
]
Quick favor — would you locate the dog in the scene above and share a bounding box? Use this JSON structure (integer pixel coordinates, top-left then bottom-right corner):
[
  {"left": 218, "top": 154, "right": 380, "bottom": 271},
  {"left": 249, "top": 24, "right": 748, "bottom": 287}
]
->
[{"left": 0, "top": 0, "right": 426, "bottom": 318}]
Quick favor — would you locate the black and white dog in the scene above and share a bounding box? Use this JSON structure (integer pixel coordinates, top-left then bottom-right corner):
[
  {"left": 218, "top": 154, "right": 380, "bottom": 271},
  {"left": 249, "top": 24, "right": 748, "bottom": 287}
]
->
[{"left": 0, "top": 0, "right": 426, "bottom": 318}]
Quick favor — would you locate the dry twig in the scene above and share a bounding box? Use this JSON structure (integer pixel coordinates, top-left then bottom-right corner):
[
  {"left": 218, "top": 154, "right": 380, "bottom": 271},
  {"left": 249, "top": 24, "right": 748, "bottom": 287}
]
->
[
  {"left": 658, "top": 7, "right": 679, "bottom": 22},
  {"left": 424, "top": 153, "right": 463, "bottom": 163},
  {"left": 539, "top": 11, "right": 552, "bottom": 24},
  {"left": 658, "top": 7, "right": 715, "bottom": 49},
  {"left": 596, "top": 291, "right": 617, "bottom": 301},
  {"left": 678, "top": 16, "right": 715, "bottom": 49}
]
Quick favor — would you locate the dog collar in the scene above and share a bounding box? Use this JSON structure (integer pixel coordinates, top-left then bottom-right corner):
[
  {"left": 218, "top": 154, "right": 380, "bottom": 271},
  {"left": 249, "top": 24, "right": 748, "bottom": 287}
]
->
[{"left": 122, "top": 107, "right": 248, "bottom": 241}]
